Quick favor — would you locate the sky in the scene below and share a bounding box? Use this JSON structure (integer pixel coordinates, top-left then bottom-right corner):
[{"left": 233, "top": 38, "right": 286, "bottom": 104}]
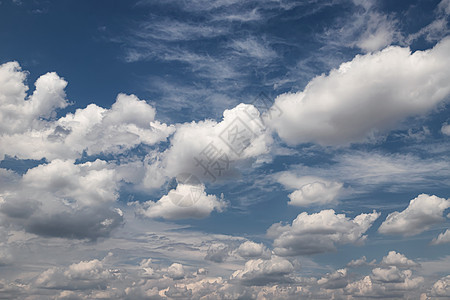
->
[{"left": 1, "top": 0, "right": 450, "bottom": 299}]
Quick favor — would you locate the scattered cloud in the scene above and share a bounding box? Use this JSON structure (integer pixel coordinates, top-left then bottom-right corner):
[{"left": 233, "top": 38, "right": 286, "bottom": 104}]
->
[
  {"left": 381, "top": 251, "right": 419, "bottom": 268},
  {"left": 236, "top": 241, "right": 269, "bottom": 259},
  {"left": 135, "top": 183, "right": 227, "bottom": 220},
  {"left": 378, "top": 194, "right": 450, "bottom": 236},
  {"left": 442, "top": 122, "right": 450, "bottom": 135},
  {"left": 431, "top": 229, "right": 450, "bottom": 245},
  {"left": 0, "top": 159, "right": 124, "bottom": 239},
  {"left": 276, "top": 174, "right": 343, "bottom": 206},
  {"left": 268, "top": 37, "right": 450, "bottom": 145},
  {"left": 231, "top": 256, "right": 294, "bottom": 286},
  {"left": 267, "top": 209, "right": 380, "bottom": 256}
]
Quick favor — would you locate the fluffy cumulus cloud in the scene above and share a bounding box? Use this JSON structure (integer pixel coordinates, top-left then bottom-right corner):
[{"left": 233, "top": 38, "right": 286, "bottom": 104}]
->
[
  {"left": 429, "top": 275, "right": 450, "bottom": 298},
  {"left": 0, "top": 159, "right": 124, "bottom": 239},
  {"left": 431, "top": 229, "right": 450, "bottom": 245},
  {"left": 381, "top": 251, "right": 419, "bottom": 268},
  {"left": 267, "top": 209, "right": 380, "bottom": 256},
  {"left": 442, "top": 122, "right": 450, "bottom": 135},
  {"left": 0, "top": 61, "right": 174, "bottom": 161},
  {"left": 378, "top": 194, "right": 450, "bottom": 236},
  {"left": 317, "top": 268, "right": 348, "bottom": 289},
  {"left": 236, "top": 241, "right": 269, "bottom": 259},
  {"left": 0, "top": 61, "right": 69, "bottom": 134},
  {"left": 231, "top": 256, "right": 294, "bottom": 286},
  {"left": 276, "top": 173, "right": 343, "bottom": 207},
  {"left": 135, "top": 182, "right": 227, "bottom": 220},
  {"left": 268, "top": 37, "right": 450, "bottom": 145},
  {"left": 140, "top": 103, "right": 273, "bottom": 189}
]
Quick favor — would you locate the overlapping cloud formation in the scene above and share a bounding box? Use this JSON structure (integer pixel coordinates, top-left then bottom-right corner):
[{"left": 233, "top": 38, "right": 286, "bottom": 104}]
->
[{"left": 1, "top": 13, "right": 450, "bottom": 298}]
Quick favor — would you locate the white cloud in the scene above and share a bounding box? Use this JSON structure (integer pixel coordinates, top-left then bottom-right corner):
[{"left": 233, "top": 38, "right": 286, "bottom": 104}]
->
[
  {"left": 277, "top": 174, "right": 343, "bottom": 207},
  {"left": 347, "top": 256, "right": 376, "bottom": 267},
  {"left": 381, "top": 251, "right": 418, "bottom": 268},
  {"left": 317, "top": 268, "right": 348, "bottom": 289},
  {"left": 0, "top": 61, "right": 69, "bottom": 134},
  {"left": 167, "top": 263, "right": 185, "bottom": 280},
  {"left": 372, "top": 266, "right": 411, "bottom": 283},
  {"left": 231, "top": 256, "right": 294, "bottom": 286},
  {"left": 267, "top": 209, "right": 380, "bottom": 256},
  {"left": 135, "top": 183, "right": 227, "bottom": 220},
  {"left": 276, "top": 174, "right": 343, "bottom": 206},
  {"left": 431, "top": 229, "right": 450, "bottom": 245},
  {"left": 355, "top": 11, "right": 397, "bottom": 52},
  {"left": 140, "top": 103, "right": 273, "bottom": 189},
  {"left": 0, "top": 159, "right": 124, "bottom": 239},
  {"left": 442, "top": 122, "right": 450, "bottom": 135},
  {"left": 430, "top": 275, "right": 450, "bottom": 297},
  {"left": 378, "top": 194, "right": 450, "bottom": 236},
  {"left": 287, "top": 181, "right": 342, "bottom": 207},
  {"left": 268, "top": 37, "right": 450, "bottom": 145},
  {"left": 236, "top": 241, "right": 267, "bottom": 259}
]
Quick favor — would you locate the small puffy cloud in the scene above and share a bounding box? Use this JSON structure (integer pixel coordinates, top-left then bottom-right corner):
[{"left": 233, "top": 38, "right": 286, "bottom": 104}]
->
[
  {"left": 276, "top": 174, "right": 343, "bottom": 206},
  {"left": 167, "top": 263, "right": 185, "bottom": 280},
  {"left": 231, "top": 256, "right": 294, "bottom": 286},
  {"left": 268, "top": 37, "right": 450, "bottom": 146},
  {"left": 288, "top": 180, "right": 343, "bottom": 207},
  {"left": 236, "top": 241, "right": 267, "bottom": 259},
  {"left": 378, "top": 194, "right": 450, "bottom": 236},
  {"left": 441, "top": 122, "right": 450, "bottom": 136},
  {"left": 347, "top": 256, "right": 376, "bottom": 267},
  {"left": 431, "top": 229, "right": 450, "bottom": 245},
  {"left": 381, "top": 251, "right": 418, "bottom": 268},
  {"left": 0, "top": 61, "right": 69, "bottom": 134},
  {"left": 267, "top": 209, "right": 380, "bottom": 256},
  {"left": 317, "top": 268, "right": 348, "bottom": 289},
  {"left": 371, "top": 266, "right": 410, "bottom": 283},
  {"left": 135, "top": 183, "right": 227, "bottom": 220}
]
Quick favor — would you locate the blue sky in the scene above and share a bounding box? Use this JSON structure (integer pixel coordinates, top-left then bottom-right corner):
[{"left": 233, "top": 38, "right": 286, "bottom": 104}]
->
[{"left": 1, "top": 0, "right": 450, "bottom": 299}]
